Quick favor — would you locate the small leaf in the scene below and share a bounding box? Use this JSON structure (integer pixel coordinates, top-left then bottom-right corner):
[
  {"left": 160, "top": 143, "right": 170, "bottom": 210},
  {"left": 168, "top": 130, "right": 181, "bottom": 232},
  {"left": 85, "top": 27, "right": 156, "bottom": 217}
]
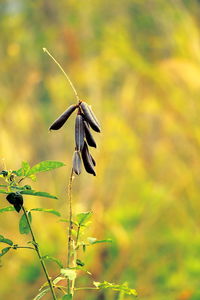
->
[
  {"left": 0, "top": 206, "right": 15, "bottom": 213},
  {"left": 33, "top": 288, "right": 50, "bottom": 300},
  {"left": 0, "top": 235, "right": 13, "bottom": 246},
  {"left": 31, "top": 208, "right": 61, "bottom": 216},
  {"left": 87, "top": 237, "right": 112, "bottom": 245},
  {"left": 28, "top": 161, "right": 65, "bottom": 176},
  {"left": 19, "top": 212, "right": 32, "bottom": 234},
  {"left": 77, "top": 211, "right": 92, "bottom": 225},
  {"left": 42, "top": 255, "right": 63, "bottom": 268},
  {"left": 21, "top": 161, "right": 31, "bottom": 176},
  {"left": 20, "top": 190, "right": 58, "bottom": 199},
  {"left": 61, "top": 269, "right": 76, "bottom": 280},
  {"left": 0, "top": 247, "right": 11, "bottom": 257},
  {"left": 93, "top": 281, "right": 137, "bottom": 296},
  {"left": 53, "top": 276, "right": 66, "bottom": 285}
]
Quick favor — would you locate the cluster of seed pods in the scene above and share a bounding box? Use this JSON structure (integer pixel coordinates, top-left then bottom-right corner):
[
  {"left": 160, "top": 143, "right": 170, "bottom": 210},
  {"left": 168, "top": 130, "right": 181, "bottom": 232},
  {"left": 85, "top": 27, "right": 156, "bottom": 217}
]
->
[{"left": 49, "top": 101, "right": 100, "bottom": 176}]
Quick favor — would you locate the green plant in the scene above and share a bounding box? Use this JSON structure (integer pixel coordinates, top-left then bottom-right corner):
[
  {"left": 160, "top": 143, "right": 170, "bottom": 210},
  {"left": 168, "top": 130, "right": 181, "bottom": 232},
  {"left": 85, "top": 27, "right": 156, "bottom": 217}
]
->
[{"left": 0, "top": 49, "right": 137, "bottom": 300}]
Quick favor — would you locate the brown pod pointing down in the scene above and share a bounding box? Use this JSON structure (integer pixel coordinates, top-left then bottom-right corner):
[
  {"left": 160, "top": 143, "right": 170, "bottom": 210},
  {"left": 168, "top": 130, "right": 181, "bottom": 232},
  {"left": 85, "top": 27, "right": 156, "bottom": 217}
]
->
[
  {"left": 84, "top": 121, "right": 97, "bottom": 148},
  {"left": 75, "top": 114, "right": 85, "bottom": 151},
  {"left": 80, "top": 102, "right": 101, "bottom": 133},
  {"left": 72, "top": 151, "right": 82, "bottom": 175},
  {"left": 49, "top": 104, "right": 78, "bottom": 130},
  {"left": 81, "top": 142, "right": 96, "bottom": 176}
]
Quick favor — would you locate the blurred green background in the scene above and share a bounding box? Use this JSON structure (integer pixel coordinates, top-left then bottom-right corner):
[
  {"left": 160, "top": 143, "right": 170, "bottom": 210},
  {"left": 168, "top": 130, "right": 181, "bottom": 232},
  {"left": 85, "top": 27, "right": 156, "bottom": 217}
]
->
[{"left": 1, "top": 0, "right": 200, "bottom": 299}]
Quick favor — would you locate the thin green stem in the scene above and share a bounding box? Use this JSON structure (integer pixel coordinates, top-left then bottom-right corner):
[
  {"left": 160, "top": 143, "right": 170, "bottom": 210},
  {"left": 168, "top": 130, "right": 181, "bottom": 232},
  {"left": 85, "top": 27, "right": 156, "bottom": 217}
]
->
[
  {"left": 12, "top": 246, "right": 35, "bottom": 250},
  {"left": 67, "top": 169, "right": 74, "bottom": 295},
  {"left": 74, "top": 287, "right": 99, "bottom": 291},
  {"left": 43, "top": 48, "right": 80, "bottom": 103},
  {"left": 21, "top": 206, "right": 57, "bottom": 300}
]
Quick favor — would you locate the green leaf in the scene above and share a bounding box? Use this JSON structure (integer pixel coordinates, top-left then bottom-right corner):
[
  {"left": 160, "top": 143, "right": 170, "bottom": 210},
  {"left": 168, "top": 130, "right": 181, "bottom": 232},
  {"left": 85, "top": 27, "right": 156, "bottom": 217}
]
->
[
  {"left": 61, "top": 295, "right": 72, "bottom": 300},
  {"left": 0, "top": 235, "right": 13, "bottom": 245},
  {"left": 31, "top": 208, "right": 61, "bottom": 216},
  {"left": 42, "top": 255, "right": 63, "bottom": 268},
  {"left": 0, "top": 247, "right": 11, "bottom": 257},
  {"left": 19, "top": 212, "right": 32, "bottom": 234},
  {"left": 28, "top": 161, "right": 65, "bottom": 176},
  {"left": 33, "top": 288, "right": 50, "bottom": 300},
  {"left": 0, "top": 189, "right": 9, "bottom": 195},
  {"left": 87, "top": 237, "right": 112, "bottom": 245},
  {"left": 20, "top": 190, "right": 58, "bottom": 199},
  {"left": 93, "top": 281, "right": 137, "bottom": 296},
  {"left": 21, "top": 161, "right": 31, "bottom": 176},
  {"left": 61, "top": 269, "right": 76, "bottom": 280},
  {"left": 76, "top": 211, "right": 92, "bottom": 225},
  {"left": 0, "top": 206, "right": 15, "bottom": 213}
]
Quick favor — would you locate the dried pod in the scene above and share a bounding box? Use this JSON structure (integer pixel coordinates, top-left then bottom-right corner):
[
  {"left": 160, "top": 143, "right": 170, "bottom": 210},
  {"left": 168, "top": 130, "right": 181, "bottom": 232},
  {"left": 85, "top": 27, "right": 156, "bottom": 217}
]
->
[
  {"left": 81, "top": 142, "right": 96, "bottom": 176},
  {"left": 84, "top": 121, "right": 97, "bottom": 148},
  {"left": 75, "top": 114, "right": 85, "bottom": 151},
  {"left": 6, "top": 192, "right": 23, "bottom": 213},
  {"left": 90, "top": 154, "right": 96, "bottom": 166},
  {"left": 80, "top": 102, "right": 101, "bottom": 133},
  {"left": 87, "top": 104, "right": 100, "bottom": 127},
  {"left": 49, "top": 104, "right": 78, "bottom": 130},
  {"left": 72, "top": 151, "right": 82, "bottom": 175}
]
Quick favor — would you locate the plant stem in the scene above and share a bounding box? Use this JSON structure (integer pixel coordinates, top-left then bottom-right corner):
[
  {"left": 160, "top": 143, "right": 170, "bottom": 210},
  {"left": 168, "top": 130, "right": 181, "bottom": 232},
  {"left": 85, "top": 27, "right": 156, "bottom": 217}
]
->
[
  {"left": 21, "top": 206, "right": 57, "bottom": 300},
  {"left": 67, "top": 169, "right": 74, "bottom": 295},
  {"left": 43, "top": 48, "right": 80, "bottom": 103}
]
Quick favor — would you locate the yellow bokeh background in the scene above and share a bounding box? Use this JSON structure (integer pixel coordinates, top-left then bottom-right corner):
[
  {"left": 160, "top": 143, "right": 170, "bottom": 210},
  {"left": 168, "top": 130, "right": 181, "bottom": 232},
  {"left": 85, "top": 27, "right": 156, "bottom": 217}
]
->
[{"left": 1, "top": 0, "right": 200, "bottom": 299}]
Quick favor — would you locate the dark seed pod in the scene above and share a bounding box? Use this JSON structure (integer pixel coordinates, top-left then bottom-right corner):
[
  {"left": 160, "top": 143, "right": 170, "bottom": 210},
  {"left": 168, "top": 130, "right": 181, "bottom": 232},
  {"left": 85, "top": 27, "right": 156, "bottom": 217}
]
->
[
  {"left": 83, "top": 121, "right": 97, "bottom": 148},
  {"left": 87, "top": 105, "right": 100, "bottom": 127},
  {"left": 6, "top": 192, "right": 23, "bottom": 213},
  {"left": 72, "top": 151, "right": 82, "bottom": 175},
  {"left": 81, "top": 142, "right": 96, "bottom": 176},
  {"left": 0, "top": 170, "right": 8, "bottom": 177},
  {"left": 90, "top": 154, "right": 96, "bottom": 166},
  {"left": 49, "top": 104, "right": 78, "bottom": 130},
  {"left": 75, "top": 114, "right": 85, "bottom": 151},
  {"left": 80, "top": 102, "right": 101, "bottom": 133}
]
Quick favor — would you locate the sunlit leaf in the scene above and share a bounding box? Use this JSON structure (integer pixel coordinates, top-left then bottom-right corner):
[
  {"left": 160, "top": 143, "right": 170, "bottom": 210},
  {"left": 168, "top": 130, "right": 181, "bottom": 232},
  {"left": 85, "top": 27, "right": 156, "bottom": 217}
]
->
[
  {"left": 27, "top": 161, "right": 65, "bottom": 175},
  {"left": 20, "top": 190, "right": 58, "bottom": 199},
  {"left": 0, "top": 235, "right": 13, "bottom": 246},
  {"left": 42, "top": 255, "right": 63, "bottom": 268},
  {"left": 0, "top": 206, "right": 15, "bottom": 213},
  {"left": 31, "top": 208, "right": 61, "bottom": 216},
  {"left": 76, "top": 211, "right": 92, "bottom": 225},
  {"left": 0, "top": 189, "right": 9, "bottom": 195},
  {"left": 93, "top": 281, "right": 137, "bottom": 296},
  {"left": 33, "top": 288, "right": 50, "bottom": 300},
  {"left": 19, "top": 212, "right": 32, "bottom": 234},
  {"left": 61, "top": 269, "right": 76, "bottom": 280},
  {"left": 87, "top": 237, "right": 112, "bottom": 245}
]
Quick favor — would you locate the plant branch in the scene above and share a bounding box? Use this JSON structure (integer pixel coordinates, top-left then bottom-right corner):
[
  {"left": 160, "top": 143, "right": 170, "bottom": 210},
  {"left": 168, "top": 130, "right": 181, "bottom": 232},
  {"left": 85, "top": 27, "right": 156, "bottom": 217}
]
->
[
  {"left": 21, "top": 206, "right": 57, "bottom": 300},
  {"left": 67, "top": 168, "right": 75, "bottom": 295},
  {"left": 43, "top": 48, "right": 80, "bottom": 103}
]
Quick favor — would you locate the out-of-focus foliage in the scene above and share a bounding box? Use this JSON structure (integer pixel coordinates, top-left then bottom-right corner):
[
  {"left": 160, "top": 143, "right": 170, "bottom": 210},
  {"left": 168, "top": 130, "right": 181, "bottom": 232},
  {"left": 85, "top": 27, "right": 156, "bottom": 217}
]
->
[{"left": 1, "top": 0, "right": 200, "bottom": 299}]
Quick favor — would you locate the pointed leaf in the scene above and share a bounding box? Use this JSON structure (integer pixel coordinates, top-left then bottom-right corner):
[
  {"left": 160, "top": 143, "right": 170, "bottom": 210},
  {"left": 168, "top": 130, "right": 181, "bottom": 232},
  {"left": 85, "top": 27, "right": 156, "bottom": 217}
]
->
[
  {"left": 31, "top": 208, "right": 61, "bottom": 216},
  {"left": 20, "top": 190, "right": 58, "bottom": 199},
  {"left": 0, "top": 206, "right": 15, "bottom": 213},
  {"left": 27, "top": 161, "right": 65, "bottom": 176},
  {"left": 42, "top": 255, "right": 63, "bottom": 268},
  {"left": 87, "top": 237, "right": 112, "bottom": 245},
  {"left": 93, "top": 281, "right": 137, "bottom": 296},
  {"left": 77, "top": 212, "right": 92, "bottom": 225},
  {"left": 19, "top": 212, "right": 32, "bottom": 234},
  {"left": 0, "top": 235, "right": 13, "bottom": 246},
  {"left": 33, "top": 288, "right": 50, "bottom": 300},
  {"left": 0, "top": 189, "right": 9, "bottom": 195},
  {"left": 0, "top": 247, "right": 11, "bottom": 257}
]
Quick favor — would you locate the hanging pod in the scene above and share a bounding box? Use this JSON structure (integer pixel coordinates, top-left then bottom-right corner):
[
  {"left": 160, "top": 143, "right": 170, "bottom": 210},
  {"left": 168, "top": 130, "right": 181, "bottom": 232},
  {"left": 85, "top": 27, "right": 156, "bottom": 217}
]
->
[
  {"left": 6, "top": 192, "right": 23, "bottom": 213},
  {"left": 83, "top": 121, "right": 97, "bottom": 148},
  {"left": 72, "top": 151, "right": 82, "bottom": 175},
  {"left": 89, "top": 154, "right": 96, "bottom": 166},
  {"left": 80, "top": 102, "right": 101, "bottom": 133},
  {"left": 75, "top": 114, "right": 85, "bottom": 151},
  {"left": 81, "top": 142, "right": 96, "bottom": 176},
  {"left": 49, "top": 104, "right": 78, "bottom": 130}
]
